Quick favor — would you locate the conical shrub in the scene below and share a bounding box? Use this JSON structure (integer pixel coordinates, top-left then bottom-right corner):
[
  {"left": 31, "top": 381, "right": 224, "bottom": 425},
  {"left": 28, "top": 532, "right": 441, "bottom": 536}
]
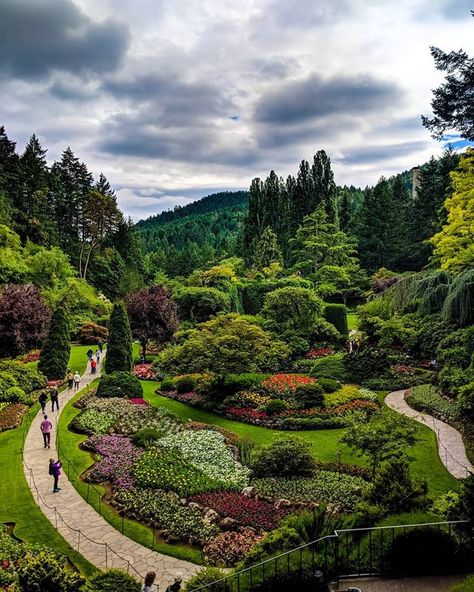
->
[
  {"left": 104, "top": 302, "right": 132, "bottom": 373},
  {"left": 38, "top": 304, "right": 71, "bottom": 380}
]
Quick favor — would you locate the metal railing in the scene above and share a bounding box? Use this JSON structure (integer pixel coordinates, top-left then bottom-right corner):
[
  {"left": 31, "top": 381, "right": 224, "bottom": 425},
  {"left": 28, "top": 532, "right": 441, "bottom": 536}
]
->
[{"left": 187, "top": 519, "right": 471, "bottom": 592}]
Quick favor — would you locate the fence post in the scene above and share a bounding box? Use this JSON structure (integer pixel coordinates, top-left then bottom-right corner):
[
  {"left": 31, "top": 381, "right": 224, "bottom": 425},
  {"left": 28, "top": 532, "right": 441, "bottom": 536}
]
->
[
  {"left": 54, "top": 507, "right": 58, "bottom": 530},
  {"left": 335, "top": 535, "right": 340, "bottom": 585}
]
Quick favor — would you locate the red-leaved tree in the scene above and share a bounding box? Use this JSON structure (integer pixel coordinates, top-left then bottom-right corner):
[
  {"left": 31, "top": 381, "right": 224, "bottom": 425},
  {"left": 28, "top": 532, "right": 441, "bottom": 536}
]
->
[
  {"left": 127, "top": 285, "right": 178, "bottom": 360},
  {"left": 0, "top": 284, "right": 51, "bottom": 357}
]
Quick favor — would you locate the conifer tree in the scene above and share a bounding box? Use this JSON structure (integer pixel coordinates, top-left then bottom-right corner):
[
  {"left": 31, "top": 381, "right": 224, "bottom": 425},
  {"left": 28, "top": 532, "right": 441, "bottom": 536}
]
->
[
  {"left": 38, "top": 304, "right": 71, "bottom": 380},
  {"left": 104, "top": 302, "right": 133, "bottom": 373},
  {"left": 311, "top": 150, "right": 338, "bottom": 224},
  {"left": 253, "top": 227, "right": 283, "bottom": 269}
]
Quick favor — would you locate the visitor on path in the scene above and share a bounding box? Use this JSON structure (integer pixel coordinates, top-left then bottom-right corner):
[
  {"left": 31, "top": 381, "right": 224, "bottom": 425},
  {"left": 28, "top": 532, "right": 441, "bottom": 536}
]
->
[
  {"left": 40, "top": 415, "right": 52, "bottom": 449},
  {"left": 165, "top": 573, "right": 183, "bottom": 592},
  {"left": 49, "top": 458, "right": 62, "bottom": 493},
  {"left": 90, "top": 358, "right": 97, "bottom": 374},
  {"left": 95, "top": 350, "right": 100, "bottom": 364},
  {"left": 38, "top": 391, "right": 48, "bottom": 414},
  {"left": 142, "top": 572, "right": 156, "bottom": 592},
  {"left": 73, "top": 372, "right": 81, "bottom": 391},
  {"left": 98, "top": 341, "right": 103, "bottom": 353},
  {"left": 87, "top": 349, "right": 93, "bottom": 361},
  {"left": 66, "top": 370, "right": 74, "bottom": 390},
  {"left": 50, "top": 387, "right": 59, "bottom": 412}
]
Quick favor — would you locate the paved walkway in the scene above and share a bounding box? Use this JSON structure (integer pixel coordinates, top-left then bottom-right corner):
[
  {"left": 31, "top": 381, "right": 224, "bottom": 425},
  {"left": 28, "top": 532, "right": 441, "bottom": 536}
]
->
[
  {"left": 385, "top": 390, "right": 474, "bottom": 479},
  {"left": 23, "top": 358, "right": 199, "bottom": 590}
]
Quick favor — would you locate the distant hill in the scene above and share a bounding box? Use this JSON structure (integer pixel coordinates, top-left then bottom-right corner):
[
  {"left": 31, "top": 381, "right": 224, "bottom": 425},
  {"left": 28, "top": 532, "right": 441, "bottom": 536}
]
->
[{"left": 136, "top": 191, "right": 249, "bottom": 229}]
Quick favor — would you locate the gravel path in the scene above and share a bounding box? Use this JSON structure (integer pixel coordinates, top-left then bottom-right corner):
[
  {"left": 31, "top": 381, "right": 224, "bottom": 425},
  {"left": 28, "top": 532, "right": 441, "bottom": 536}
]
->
[
  {"left": 385, "top": 390, "right": 473, "bottom": 479},
  {"left": 23, "top": 359, "right": 199, "bottom": 590}
]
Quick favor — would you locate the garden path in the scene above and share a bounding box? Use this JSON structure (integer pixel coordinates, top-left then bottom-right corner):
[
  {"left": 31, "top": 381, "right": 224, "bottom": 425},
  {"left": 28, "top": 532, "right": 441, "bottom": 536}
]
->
[
  {"left": 385, "top": 390, "right": 473, "bottom": 479},
  {"left": 23, "top": 358, "right": 200, "bottom": 590}
]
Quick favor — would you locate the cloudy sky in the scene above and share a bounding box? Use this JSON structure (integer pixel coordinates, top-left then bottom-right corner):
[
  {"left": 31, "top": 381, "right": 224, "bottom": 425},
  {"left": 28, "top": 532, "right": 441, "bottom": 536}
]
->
[{"left": 1, "top": 0, "right": 473, "bottom": 220}]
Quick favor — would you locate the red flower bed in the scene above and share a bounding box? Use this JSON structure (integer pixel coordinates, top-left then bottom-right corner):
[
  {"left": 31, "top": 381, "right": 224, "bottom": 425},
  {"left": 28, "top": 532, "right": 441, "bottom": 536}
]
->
[
  {"left": 47, "top": 379, "right": 63, "bottom": 388},
  {"left": 262, "top": 374, "right": 316, "bottom": 395},
  {"left": 225, "top": 407, "right": 269, "bottom": 421},
  {"left": 18, "top": 350, "right": 40, "bottom": 363},
  {"left": 129, "top": 398, "right": 148, "bottom": 406},
  {"left": 132, "top": 364, "right": 156, "bottom": 380},
  {"left": 305, "top": 348, "right": 334, "bottom": 359},
  {"left": 189, "top": 492, "right": 291, "bottom": 531}
]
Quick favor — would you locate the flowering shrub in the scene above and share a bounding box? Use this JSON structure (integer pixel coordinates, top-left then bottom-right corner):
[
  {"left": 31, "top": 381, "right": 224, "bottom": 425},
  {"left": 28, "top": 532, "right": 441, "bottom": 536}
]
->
[
  {"left": 132, "top": 364, "right": 156, "bottom": 381},
  {"left": 131, "top": 448, "right": 226, "bottom": 496},
  {"left": 234, "top": 390, "right": 271, "bottom": 408},
  {"left": 0, "top": 403, "right": 28, "bottom": 432},
  {"left": 158, "top": 430, "right": 250, "bottom": 489},
  {"left": 252, "top": 471, "right": 369, "bottom": 512},
  {"left": 203, "top": 530, "right": 262, "bottom": 567},
  {"left": 224, "top": 407, "right": 269, "bottom": 422},
  {"left": 305, "top": 348, "right": 334, "bottom": 359},
  {"left": 47, "top": 379, "right": 64, "bottom": 388},
  {"left": 71, "top": 407, "right": 118, "bottom": 435},
  {"left": 163, "top": 391, "right": 206, "bottom": 405},
  {"left": 17, "top": 350, "right": 40, "bottom": 364},
  {"left": 262, "top": 374, "right": 316, "bottom": 397},
  {"left": 112, "top": 488, "right": 218, "bottom": 543},
  {"left": 189, "top": 492, "right": 291, "bottom": 531},
  {"left": 85, "top": 435, "right": 143, "bottom": 489},
  {"left": 324, "top": 385, "right": 377, "bottom": 407}
]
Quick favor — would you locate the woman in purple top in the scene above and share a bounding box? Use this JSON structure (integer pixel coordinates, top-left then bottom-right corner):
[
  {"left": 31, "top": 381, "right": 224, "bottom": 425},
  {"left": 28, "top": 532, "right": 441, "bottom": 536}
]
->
[{"left": 49, "top": 458, "right": 62, "bottom": 493}]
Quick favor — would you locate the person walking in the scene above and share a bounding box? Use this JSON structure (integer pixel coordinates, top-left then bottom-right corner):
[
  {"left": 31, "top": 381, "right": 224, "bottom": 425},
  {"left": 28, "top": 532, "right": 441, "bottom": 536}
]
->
[
  {"left": 38, "top": 391, "right": 48, "bottom": 414},
  {"left": 87, "top": 349, "right": 93, "bottom": 362},
  {"left": 165, "top": 574, "right": 183, "bottom": 592},
  {"left": 142, "top": 572, "right": 156, "bottom": 592},
  {"left": 95, "top": 350, "right": 100, "bottom": 365},
  {"left": 98, "top": 341, "right": 103, "bottom": 354},
  {"left": 40, "top": 415, "right": 52, "bottom": 449},
  {"left": 73, "top": 372, "right": 81, "bottom": 391},
  {"left": 49, "top": 458, "right": 62, "bottom": 493},
  {"left": 90, "top": 358, "right": 97, "bottom": 375},
  {"left": 66, "top": 369, "right": 74, "bottom": 390},
  {"left": 50, "top": 387, "right": 59, "bottom": 412}
]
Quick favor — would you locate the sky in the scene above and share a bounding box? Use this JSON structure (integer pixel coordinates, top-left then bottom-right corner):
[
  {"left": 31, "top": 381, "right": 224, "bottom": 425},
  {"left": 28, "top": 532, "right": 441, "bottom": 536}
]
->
[{"left": 1, "top": 0, "right": 473, "bottom": 220}]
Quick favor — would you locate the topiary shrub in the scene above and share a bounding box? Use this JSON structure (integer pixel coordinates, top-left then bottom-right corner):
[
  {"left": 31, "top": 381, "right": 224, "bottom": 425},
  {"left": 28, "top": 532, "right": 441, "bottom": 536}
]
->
[
  {"left": 104, "top": 302, "right": 132, "bottom": 374},
  {"left": 184, "top": 567, "right": 228, "bottom": 592},
  {"left": 386, "top": 528, "right": 459, "bottom": 576},
  {"left": 176, "top": 375, "right": 196, "bottom": 393},
  {"left": 324, "top": 303, "right": 348, "bottom": 336},
  {"left": 160, "top": 377, "right": 176, "bottom": 392},
  {"left": 38, "top": 304, "right": 71, "bottom": 380},
  {"left": 96, "top": 372, "right": 143, "bottom": 399},
  {"left": 85, "top": 569, "right": 141, "bottom": 592},
  {"left": 76, "top": 322, "right": 109, "bottom": 345},
  {"left": 296, "top": 383, "right": 324, "bottom": 409},
  {"left": 309, "top": 353, "right": 351, "bottom": 382},
  {"left": 265, "top": 399, "right": 287, "bottom": 415},
  {"left": 317, "top": 378, "right": 341, "bottom": 393},
  {"left": 251, "top": 437, "right": 315, "bottom": 478},
  {"left": 0, "top": 362, "right": 46, "bottom": 393}
]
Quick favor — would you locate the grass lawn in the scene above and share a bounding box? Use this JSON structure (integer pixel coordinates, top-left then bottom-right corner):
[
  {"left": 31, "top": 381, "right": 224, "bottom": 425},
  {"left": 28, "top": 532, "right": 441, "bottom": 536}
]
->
[
  {"left": 142, "top": 382, "right": 460, "bottom": 496},
  {"left": 0, "top": 405, "right": 96, "bottom": 577},
  {"left": 57, "top": 384, "right": 203, "bottom": 565},
  {"left": 347, "top": 311, "right": 358, "bottom": 330},
  {"left": 26, "top": 344, "right": 93, "bottom": 376}
]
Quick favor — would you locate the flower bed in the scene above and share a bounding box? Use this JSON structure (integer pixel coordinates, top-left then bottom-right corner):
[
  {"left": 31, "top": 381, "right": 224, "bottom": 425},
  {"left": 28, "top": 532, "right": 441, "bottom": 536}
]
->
[
  {"left": 158, "top": 430, "right": 250, "bottom": 489},
  {"left": 188, "top": 492, "right": 291, "bottom": 531},
  {"left": 252, "top": 471, "right": 370, "bottom": 512},
  {"left": 305, "top": 348, "right": 334, "bottom": 359},
  {"left": 0, "top": 403, "right": 29, "bottom": 432},
  {"left": 203, "top": 530, "right": 262, "bottom": 567},
  {"left": 407, "top": 385, "right": 459, "bottom": 420},
  {"left": 261, "top": 374, "right": 316, "bottom": 397},
  {"left": 17, "top": 350, "right": 40, "bottom": 364},
  {"left": 83, "top": 435, "right": 143, "bottom": 489},
  {"left": 132, "top": 364, "right": 156, "bottom": 381},
  {"left": 112, "top": 487, "right": 218, "bottom": 544}
]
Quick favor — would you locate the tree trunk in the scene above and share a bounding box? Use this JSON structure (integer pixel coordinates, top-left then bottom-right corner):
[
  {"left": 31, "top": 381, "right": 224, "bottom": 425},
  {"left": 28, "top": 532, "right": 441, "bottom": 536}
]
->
[{"left": 83, "top": 241, "right": 96, "bottom": 281}]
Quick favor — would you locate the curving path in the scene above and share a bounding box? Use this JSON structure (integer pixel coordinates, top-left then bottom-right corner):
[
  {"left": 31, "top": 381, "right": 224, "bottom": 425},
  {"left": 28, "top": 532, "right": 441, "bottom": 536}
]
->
[
  {"left": 23, "top": 358, "right": 199, "bottom": 590},
  {"left": 385, "top": 390, "right": 474, "bottom": 479}
]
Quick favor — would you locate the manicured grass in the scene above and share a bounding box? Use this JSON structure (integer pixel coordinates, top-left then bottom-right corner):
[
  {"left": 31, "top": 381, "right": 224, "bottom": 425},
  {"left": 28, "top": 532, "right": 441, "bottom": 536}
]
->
[
  {"left": 25, "top": 344, "right": 93, "bottom": 375},
  {"left": 347, "top": 311, "right": 358, "bottom": 330},
  {"left": 142, "top": 382, "right": 460, "bottom": 496},
  {"left": 57, "top": 385, "right": 203, "bottom": 565},
  {"left": 0, "top": 406, "right": 96, "bottom": 577}
]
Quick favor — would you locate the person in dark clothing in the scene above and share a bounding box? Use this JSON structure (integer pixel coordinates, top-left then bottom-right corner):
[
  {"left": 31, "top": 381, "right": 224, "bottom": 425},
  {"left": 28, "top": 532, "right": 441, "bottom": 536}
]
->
[
  {"left": 87, "top": 349, "right": 93, "bottom": 361},
  {"left": 50, "top": 387, "right": 59, "bottom": 411},
  {"left": 98, "top": 341, "right": 103, "bottom": 353},
  {"left": 49, "top": 458, "right": 62, "bottom": 492},
  {"left": 38, "top": 391, "right": 48, "bottom": 414},
  {"left": 165, "top": 574, "right": 182, "bottom": 592}
]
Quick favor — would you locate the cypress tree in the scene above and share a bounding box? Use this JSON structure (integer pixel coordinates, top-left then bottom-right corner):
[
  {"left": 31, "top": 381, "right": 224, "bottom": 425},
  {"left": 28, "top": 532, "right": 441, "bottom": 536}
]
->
[
  {"left": 38, "top": 304, "right": 71, "bottom": 380},
  {"left": 104, "top": 302, "right": 132, "bottom": 373}
]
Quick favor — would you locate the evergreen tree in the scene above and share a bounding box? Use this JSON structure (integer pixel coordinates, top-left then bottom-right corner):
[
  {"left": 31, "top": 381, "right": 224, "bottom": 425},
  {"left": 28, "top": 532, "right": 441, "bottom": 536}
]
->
[
  {"left": 311, "top": 150, "right": 338, "bottom": 224},
  {"left": 104, "top": 302, "right": 133, "bottom": 373},
  {"left": 38, "top": 304, "right": 71, "bottom": 380},
  {"left": 338, "top": 188, "right": 351, "bottom": 231},
  {"left": 0, "top": 126, "right": 20, "bottom": 223},
  {"left": 390, "top": 175, "right": 413, "bottom": 269},
  {"left": 253, "top": 227, "right": 283, "bottom": 269}
]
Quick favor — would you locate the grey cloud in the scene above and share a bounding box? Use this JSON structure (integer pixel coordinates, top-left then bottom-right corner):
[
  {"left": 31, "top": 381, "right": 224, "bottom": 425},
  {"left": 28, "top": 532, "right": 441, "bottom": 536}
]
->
[
  {"left": 338, "top": 141, "right": 430, "bottom": 165},
  {"left": 0, "top": 0, "right": 129, "bottom": 79},
  {"left": 261, "top": 0, "right": 355, "bottom": 28},
  {"left": 256, "top": 73, "right": 404, "bottom": 125}
]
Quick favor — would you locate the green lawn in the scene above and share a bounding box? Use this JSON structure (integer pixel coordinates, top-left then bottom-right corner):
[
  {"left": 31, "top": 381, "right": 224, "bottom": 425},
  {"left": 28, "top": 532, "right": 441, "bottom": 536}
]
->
[
  {"left": 56, "top": 384, "right": 203, "bottom": 565},
  {"left": 142, "top": 382, "right": 460, "bottom": 496},
  {"left": 26, "top": 344, "right": 93, "bottom": 376},
  {"left": 347, "top": 311, "right": 358, "bottom": 330},
  {"left": 0, "top": 406, "right": 96, "bottom": 577}
]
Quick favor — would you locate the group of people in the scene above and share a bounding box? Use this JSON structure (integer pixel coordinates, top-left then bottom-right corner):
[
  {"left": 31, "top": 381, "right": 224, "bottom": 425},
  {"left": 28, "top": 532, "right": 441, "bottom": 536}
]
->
[
  {"left": 87, "top": 344, "right": 102, "bottom": 375},
  {"left": 143, "top": 571, "right": 182, "bottom": 592}
]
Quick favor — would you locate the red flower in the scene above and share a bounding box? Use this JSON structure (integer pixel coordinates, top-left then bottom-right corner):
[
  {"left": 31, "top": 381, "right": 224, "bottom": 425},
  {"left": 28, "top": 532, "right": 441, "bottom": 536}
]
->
[
  {"left": 129, "top": 398, "right": 148, "bottom": 405},
  {"left": 305, "top": 348, "right": 334, "bottom": 359},
  {"left": 262, "top": 374, "right": 316, "bottom": 395},
  {"left": 132, "top": 364, "right": 156, "bottom": 380}
]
